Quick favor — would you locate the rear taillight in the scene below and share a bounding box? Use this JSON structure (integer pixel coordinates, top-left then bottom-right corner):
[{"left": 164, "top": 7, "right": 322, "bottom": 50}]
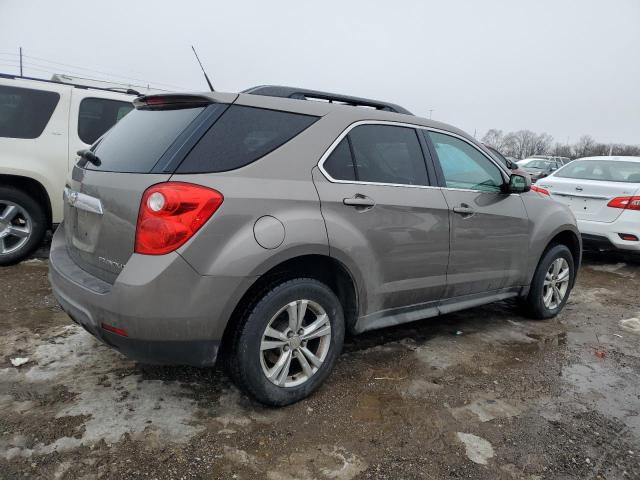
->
[
  {"left": 531, "top": 185, "right": 550, "bottom": 196},
  {"left": 607, "top": 196, "right": 640, "bottom": 211},
  {"left": 135, "top": 182, "right": 223, "bottom": 255}
]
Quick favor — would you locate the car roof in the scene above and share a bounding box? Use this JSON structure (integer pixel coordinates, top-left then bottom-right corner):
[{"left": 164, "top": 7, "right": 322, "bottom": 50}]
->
[
  {"left": 575, "top": 156, "right": 640, "bottom": 162},
  {"left": 186, "top": 87, "right": 476, "bottom": 143}
]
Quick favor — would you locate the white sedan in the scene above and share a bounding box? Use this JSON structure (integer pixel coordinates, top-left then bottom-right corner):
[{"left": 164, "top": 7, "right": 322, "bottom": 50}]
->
[{"left": 534, "top": 156, "right": 640, "bottom": 252}]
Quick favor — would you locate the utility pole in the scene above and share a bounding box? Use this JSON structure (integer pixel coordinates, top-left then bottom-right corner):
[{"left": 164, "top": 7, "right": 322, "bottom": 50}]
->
[
  {"left": 428, "top": 109, "right": 434, "bottom": 120},
  {"left": 19, "top": 47, "right": 23, "bottom": 76}
]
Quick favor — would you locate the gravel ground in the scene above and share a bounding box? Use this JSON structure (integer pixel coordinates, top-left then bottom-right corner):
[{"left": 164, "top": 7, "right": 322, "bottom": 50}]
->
[{"left": 0, "top": 244, "right": 639, "bottom": 479}]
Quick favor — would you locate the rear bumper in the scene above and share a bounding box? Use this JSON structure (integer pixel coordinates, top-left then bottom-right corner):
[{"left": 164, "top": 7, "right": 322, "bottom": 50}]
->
[
  {"left": 578, "top": 212, "right": 640, "bottom": 252},
  {"left": 49, "top": 225, "right": 256, "bottom": 366}
]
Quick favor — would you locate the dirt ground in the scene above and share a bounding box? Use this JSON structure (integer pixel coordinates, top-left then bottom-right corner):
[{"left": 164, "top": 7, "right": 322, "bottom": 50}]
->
[{"left": 0, "top": 243, "right": 639, "bottom": 480}]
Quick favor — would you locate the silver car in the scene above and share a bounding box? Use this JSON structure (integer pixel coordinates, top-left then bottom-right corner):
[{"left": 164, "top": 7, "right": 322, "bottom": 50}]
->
[{"left": 49, "top": 86, "right": 581, "bottom": 405}]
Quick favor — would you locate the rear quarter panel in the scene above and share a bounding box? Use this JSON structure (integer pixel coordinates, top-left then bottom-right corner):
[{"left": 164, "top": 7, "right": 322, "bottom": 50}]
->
[{"left": 172, "top": 113, "right": 346, "bottom": 277}]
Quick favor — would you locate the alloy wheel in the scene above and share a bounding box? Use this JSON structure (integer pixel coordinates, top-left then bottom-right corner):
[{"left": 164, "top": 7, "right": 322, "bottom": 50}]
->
[
  {"left": 542, "top": 257, "right": 570, "bottom": 310},
  {"left": 260, "top": 299, "right": 332, "bottom": 388},
  {"left": 0, "top": 201, "right": 32, "bottom": 256}
]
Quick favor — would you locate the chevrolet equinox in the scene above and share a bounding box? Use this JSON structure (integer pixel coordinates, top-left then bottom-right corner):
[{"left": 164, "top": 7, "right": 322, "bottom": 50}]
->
[{"left": 49, "top": 86, "right": 581, "bottom": 405}]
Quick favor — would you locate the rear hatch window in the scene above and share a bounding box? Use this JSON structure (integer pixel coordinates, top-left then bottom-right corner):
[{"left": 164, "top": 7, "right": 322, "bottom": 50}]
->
[{"left": 86, "top": 106, "right": 206, "bottom": 173}]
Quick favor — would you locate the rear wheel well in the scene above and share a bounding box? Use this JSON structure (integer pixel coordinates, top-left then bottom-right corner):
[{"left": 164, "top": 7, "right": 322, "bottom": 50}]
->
[
  {"left": 0, "top": 175, "right": 52, "bottom": 229},
  {"left": 221, "top": 255, "right": 358, "bottom": 352}
]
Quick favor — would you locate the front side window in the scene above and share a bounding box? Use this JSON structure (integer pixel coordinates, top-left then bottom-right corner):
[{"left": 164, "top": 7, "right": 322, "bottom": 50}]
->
[
  {"left": 78, "top": 98, "right": 133, "bottom": 145},
  {"left": 347, "top": 124, "right": 429, "bottom": 186},
  {"left": 429, "top": 132, "right": 504, "bottom": 192},
  {"left": 0, "top": 85, "right": 60, "bottom": 139}
]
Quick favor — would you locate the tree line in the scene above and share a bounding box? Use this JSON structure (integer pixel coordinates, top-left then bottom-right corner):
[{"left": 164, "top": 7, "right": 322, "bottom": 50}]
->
[{"left": 481, "top": 129, "right": 640, "bottom": 160}]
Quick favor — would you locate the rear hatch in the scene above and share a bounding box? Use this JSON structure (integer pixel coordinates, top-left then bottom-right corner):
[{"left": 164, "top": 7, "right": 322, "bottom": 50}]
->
[
  {"left": 64, "top": 92, "right": 321, "bottom": 283},
  {"left": 64, "top": 95, "right": 228, "bottom": 283},
  {"left": 540, "top": 176, "right": 640, "bottom": 223}
]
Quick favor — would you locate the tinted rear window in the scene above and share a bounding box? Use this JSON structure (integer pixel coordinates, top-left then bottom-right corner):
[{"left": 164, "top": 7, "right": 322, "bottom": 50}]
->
[
  {"left": 555, "top": 160, "right": 640, "bottom": 183},
  {"left": 87, "top": 107, "right": 204, "bottom": 173},
  {"left": 323, "top": 138, "right": 357, "bottom": 181},
  {"left": 0, "top": 85, "right": 60, "bottom": 139},
  {"left": 78, "top": 97, "right": 133, "bottom": 145},
  {"left": 349, "top": 125, "right": 429, "bottom": 186},
  {"left": 176, "top": 105, "right": 318, "bottom": 173}
]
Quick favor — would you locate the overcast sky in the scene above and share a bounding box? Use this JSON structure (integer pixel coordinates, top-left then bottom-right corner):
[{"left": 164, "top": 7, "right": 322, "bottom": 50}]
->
[{"left": 1, "top": 0, "right": 639, "bottom": 144}]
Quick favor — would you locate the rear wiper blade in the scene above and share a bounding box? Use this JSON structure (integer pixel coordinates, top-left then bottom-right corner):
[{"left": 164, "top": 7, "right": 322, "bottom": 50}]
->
[{"left": 77, "top": 149, "right": 101, "bottom": 167}]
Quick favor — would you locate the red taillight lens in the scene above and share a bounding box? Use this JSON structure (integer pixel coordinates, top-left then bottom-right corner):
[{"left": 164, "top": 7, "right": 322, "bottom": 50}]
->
[
  {"left": 531, "top": 185, "right": 550, "bottom": 196},
  {"left": 135, "top": 182, "right": 223, "bottom": 255},
  {"left": 607, "top": 196, "right": 640, "bottom": 211}
]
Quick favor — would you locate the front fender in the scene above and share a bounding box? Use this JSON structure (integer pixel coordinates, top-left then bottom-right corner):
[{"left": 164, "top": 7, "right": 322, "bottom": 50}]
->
[{"left": 522, "top": 192, "right": 581, "bottom": 284}]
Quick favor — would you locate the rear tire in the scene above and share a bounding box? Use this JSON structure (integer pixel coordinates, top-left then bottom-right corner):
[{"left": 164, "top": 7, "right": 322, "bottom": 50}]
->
[
  {"left": 523, "top": 244, "right": 575, "bottom": 319},
  {"left": 0, "top": 187, "right": 47, "bottom": 266},
  {"left": 226, "top": 278, "right": 345, "bottom": 406}
]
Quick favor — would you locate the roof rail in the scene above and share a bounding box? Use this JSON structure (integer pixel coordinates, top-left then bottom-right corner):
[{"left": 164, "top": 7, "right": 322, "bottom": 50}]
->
[
  {"left": 0, "top": 72, "right": 142, "bottom": 96},
  {"left": 243, "top": 85, "right": 413, "bottom": 115}
]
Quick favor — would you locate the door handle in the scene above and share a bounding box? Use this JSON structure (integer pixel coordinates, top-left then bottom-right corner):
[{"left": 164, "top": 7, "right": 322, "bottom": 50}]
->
[
  {"left": 343, "top": 194, "right": 375, "bottom": 209},
  {"left": 453, "top": 205, "right": 475, "bottom": 217}
]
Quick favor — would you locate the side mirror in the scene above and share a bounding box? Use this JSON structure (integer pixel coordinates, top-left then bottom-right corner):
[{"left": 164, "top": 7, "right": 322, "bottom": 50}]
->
[{"left": 506, "top": 173, "right": 531, "bottom": 193}]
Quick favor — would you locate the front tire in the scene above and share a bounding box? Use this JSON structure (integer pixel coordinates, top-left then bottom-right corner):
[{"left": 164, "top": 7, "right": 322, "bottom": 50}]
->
[
  {"left": 524, "top": 244, "right": 575, "bottom": 319},
  {"left": 227, "top": 278, "right": 345, "bottom": 406},
  {"left": 0, "top": 187, "right": 47, "bottom": 266}
]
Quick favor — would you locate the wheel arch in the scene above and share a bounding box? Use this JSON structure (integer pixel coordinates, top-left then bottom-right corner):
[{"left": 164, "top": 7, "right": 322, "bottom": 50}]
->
[
  {"left": 0, "top": 174, "right": 53, "bottom": 229},
  {"left": 533, "top": 228, "right": 582, "bottom": 288},
  {"left": 219, "top": 254, "right": 359, "bottom": 354}
]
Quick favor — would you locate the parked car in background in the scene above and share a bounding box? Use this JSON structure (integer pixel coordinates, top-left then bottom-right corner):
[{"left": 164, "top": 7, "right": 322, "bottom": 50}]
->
[
  {"left": 536, "top": 156, "right": 640, "bottom": 252},
  {"left": 0, "top": 73, "right": 137, "bottom": 264},
  {"left": 520, "top": 158, "right": 563, "bottom": 182},
  {"left": 49, "top": 85, "right": 581, "bottom": 406},
  {"left": 530, "top": 155, "right": 571, "bottom": 166}
]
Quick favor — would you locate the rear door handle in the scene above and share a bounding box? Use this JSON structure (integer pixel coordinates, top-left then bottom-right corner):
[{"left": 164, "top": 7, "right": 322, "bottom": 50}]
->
[
  {"left": 453, "top": 205, "right": 475, "bottom": 217},
  {"left": 343, "top": 194, "right": 375, "bottom": 209}
]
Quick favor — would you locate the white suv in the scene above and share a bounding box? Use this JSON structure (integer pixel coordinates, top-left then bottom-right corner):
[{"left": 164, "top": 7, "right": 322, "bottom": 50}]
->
[{"left": 0, "top": 74, "right": 135, "bottom": 264}]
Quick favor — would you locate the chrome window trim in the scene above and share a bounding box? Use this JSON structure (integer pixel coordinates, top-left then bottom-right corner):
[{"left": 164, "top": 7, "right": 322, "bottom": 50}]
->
[{"left": 316, "top": 120, "right": 511, "bottom": 190}]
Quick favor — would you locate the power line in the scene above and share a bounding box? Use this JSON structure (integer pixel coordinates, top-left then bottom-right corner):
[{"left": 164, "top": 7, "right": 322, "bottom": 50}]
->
[
  {"left": 0, "top": 50, "right": 190, "bottom": 90},
  {"left": 22, "top": 54, "right": 189, "bottom": 90}
]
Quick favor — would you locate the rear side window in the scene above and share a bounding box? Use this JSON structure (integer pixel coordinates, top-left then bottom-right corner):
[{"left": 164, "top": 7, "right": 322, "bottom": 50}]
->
[
  {"left": 0, "top": 85, "right": 60, "bottom": 139},
  {"left": 348, "top": 125, "right": 429, "bottom": 186},
  {"left": 176, "top": 106, "right": 318, "bottom": 173},
  {"left": 88, "top": 107, "right": 205, "bottom": 173},
  {"left": 78, "top": 97, "right": 133, "bottom": 145}
]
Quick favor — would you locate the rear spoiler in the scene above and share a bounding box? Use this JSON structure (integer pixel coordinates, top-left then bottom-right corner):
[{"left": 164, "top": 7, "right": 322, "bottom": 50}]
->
[{"left": 133, "top": 92, "right": 238, "bottom": 110}]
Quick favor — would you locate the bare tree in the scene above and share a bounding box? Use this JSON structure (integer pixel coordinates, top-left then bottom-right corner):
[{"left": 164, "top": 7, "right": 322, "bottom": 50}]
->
[
  {"left": 552, "top": 142, "right": 572, "bottom": 158},
  {"left": 483, "top": 129, "right": 639, "bottom": 160},
  {"left": 573, "top": 135, "right": 596, "bottom": 158},
  {"left": 481, "top": 129, "right": 507, "bottom": 150},
  {"left": 501, "top": 130, "right": 552, "bottom": 159}
]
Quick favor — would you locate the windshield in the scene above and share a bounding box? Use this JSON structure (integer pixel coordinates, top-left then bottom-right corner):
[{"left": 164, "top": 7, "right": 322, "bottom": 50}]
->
[
  {"left": 87, "top": 107, "right": 205, "bottom": 173},
  {"left": 524, "top": 160, "right": 552, "bottom": 170},
  {"left": 555, "top": 160, "right": 640, "bottom": 183}
]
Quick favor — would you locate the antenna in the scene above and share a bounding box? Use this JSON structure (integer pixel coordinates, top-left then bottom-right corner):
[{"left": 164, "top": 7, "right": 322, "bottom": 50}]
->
[{"left": 191, "top": 46, "right": 214, "bottom": 92}]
